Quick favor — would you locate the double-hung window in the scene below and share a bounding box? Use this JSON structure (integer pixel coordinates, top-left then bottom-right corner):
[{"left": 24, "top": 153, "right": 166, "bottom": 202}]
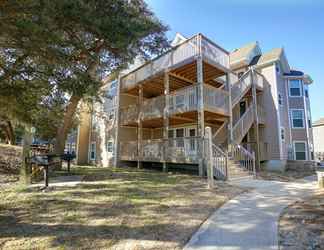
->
[
  {"left": 107, "top": 141, "right": 113, "bottom": 153},
  {"left": 291, "top": 110, "right": 304, "bottom": 128},
  {"left": 90, "top": 142, "right": 96, "bottom": 160},
  {"left": 294, "top": 142, "right": 307, "bottom": 160},
  {"left": 289, "top": 79, "right": 302, "bottom": 97},
  {"left": 278, "top": 93, "right": 283, "bottom": 106}
]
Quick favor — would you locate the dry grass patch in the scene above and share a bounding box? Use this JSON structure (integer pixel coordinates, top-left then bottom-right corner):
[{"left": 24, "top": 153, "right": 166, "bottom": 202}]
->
[
  {"left": 0, "top": 166, "right": 243, "bottom": 250},
  {"left": 258, "top": 169, "right": 316, "bottom": 182},
  {"left": 279, "top": 191, "right": 324, "bottom": 250}
]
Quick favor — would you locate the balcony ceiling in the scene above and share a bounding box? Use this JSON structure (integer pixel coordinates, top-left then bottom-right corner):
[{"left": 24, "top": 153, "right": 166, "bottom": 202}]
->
[{"left": 122, "top": 59, "right": 226, "bottom": 98}]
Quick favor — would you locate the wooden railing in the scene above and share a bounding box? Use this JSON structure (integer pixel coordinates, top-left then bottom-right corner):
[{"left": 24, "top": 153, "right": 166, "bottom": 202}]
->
[
  {"left": 231, "top": 71, "right": 252, "bottom": 107},
  {"left": 119, "top": 104, "right": 138, "bottom": 125},
  {"left": 120, "top": 34, "right": 229, "bottom": 92},
  {"left": 213, "top": 122, "right": 227, "bottom": 144},
  {"left": 254, "top": 71, "right": 265, "bottom": 90},
  {"left": 232, "top": 105, "right": 254, "bottom": 144},
  {"left": 201, "top": 35, "right": 229, "bottom": 69},
  {"left": 203, "top": 84, "right": 229, "bottom": 115},
  {"left": 232, "top": 143, "right": 256, "bottom": 177},
  {"left": 257, "top": 104, "right": 266, "bottom": 124},
  {"left": 142, "top": 95, "right": 165, "bottom": 120},
  {"left": 119, "top": 137, "right": 201, "bottom": 164},
  {"left": 119, "top": 141, "right": 138, "bottom": 161},
  {"left": 165, "top": 137, "right": 201, "bottom": 163},
  {"left": 169, "top": 85, "right": 198, "bottom": 115},
  {"left": 205, "top": 127, "right": 228, "bottom": 184},
  {"left": 141, "top": 139, "right": 164, "bottom": 162}
]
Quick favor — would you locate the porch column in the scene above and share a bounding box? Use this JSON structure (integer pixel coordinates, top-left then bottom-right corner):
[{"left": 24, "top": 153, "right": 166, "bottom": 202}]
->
[
  {"left": 163, "top": 70, "right": 170, "bottom": 172},
  {"left": 197, "top": 34, "right": 205, "bottom": 177},
  {"left": 114, "top": 76, "right": 122, "bottom": 168},
  {"left": 226, "top": 72, "right": 233, "bottom": 152},
  {"left": 137, "top": 85, "right": 143, "bottom": 168},
  {"left": 251, "top": 69, "right": 261, "bottom": 170}
]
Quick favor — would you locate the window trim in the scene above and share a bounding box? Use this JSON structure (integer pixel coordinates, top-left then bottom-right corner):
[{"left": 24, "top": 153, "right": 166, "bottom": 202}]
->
[
  {"left": 289, "top": 79, "right": 302, "bottom": 97},
  {"left": 293, "top": 141, "right": 307, "bottom": 161},
  {"left": 278, "top": 92, "right": 283, "bottom": 106},
  {"left": 90, "top": 141, "right": 96, "bottom": 160},
  {"left": 290, "top": 109, "right": 305, "bottom": 129},
  {"left": 107, "top": 140, "right": 113, "bottom": 153},
  {"left": 280, "top": 127, "right": 285, "bottom": 141}
]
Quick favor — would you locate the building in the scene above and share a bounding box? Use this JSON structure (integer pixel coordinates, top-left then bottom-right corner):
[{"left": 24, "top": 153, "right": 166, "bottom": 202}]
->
[
  {"left": 72, "top": 33, "right": 314, "bottom": 179},
  {"left": 313, "top": 118, "right": 324, "bottom": 161}
]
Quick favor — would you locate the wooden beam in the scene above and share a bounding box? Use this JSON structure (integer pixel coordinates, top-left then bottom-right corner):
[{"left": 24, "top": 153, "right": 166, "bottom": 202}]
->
[
  {"left": 169, "top": 72, "right": 196, "bottom": 85},
  {"left": 137, "top": 85, "right": 143, "bottom": 168},
  {"left": 251, "top": 69, "right": 260, "bottom": 170},
  {"left": 163, "top": 70, "right": 170, "bottom": 172},
  {"left": 197, "top": 35, "right": 205, "bottom": 177}
]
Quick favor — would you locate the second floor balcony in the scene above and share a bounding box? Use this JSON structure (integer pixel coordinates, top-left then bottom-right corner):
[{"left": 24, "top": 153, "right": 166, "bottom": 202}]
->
[{"left": 119, "top": 84, "right": 230, "bottom": 127}]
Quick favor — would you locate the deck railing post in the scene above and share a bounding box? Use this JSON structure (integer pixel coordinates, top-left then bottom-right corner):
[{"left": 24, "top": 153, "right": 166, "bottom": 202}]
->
[
  {"left": 205, "top": 127, "right": 214, "bottom": 188},
  {"left": 163, "top": 70, "right": 170, "bottom": 172}
]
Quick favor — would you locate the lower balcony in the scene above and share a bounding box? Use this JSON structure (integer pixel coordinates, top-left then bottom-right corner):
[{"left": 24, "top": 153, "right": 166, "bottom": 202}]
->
[{"left": 119, "top": 137, "right": 202, "bottom": 164}]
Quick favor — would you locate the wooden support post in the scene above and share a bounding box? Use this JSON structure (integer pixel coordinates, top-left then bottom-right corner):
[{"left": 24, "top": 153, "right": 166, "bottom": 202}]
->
[
  {"left": 226, "top": 72, "right": 233, "bottom": 154},
  {"left": 137, "top": 85, "right": 143, "bottom": 169},
  {"left": 205, "top": 127, "right": 214, "bottom": 188},
  {"left": 114, "top": 76, "right": 122, "bottom": 168},
  {"left": 196, "top": 34, "right": 205, "bottom": 177},
  {"left": 163, "top": 71, "right": 170, "bottom": 172},
  {"left": 251, "top": 69, "right": 261, "bottom": 171}
]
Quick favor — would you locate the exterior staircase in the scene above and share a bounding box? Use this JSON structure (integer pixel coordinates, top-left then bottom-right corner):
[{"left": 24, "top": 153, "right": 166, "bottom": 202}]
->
[
  {"left": 227, "top": 158, "right": 253, "bottom": 180},
  {"left": 206, "top": 69, "right": 262, "bottom": 181}
]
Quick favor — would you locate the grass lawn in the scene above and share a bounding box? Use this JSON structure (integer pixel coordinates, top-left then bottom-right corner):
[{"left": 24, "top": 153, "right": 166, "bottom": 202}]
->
[{"left": 0, "top": 166, "right": 243, "bottom": 250}]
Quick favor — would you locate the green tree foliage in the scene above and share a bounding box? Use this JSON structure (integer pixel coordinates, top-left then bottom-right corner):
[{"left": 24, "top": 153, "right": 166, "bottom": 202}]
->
[{"left": 0, "top": 0, "right": 169, "bottom": 152}]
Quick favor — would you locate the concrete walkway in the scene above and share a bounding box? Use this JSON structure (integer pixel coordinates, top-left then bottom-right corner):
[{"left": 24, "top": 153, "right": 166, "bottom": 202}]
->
[{"left": 184, "top": 176, "right": 317, "bottom": 250}]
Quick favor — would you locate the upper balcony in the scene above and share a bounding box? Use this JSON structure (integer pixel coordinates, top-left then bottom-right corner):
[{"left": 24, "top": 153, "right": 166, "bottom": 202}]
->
[{"left": 120, "top": 34, "right": 230, "bottom": 95}]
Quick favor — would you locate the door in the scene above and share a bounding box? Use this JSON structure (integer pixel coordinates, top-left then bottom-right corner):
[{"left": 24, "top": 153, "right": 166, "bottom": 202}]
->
[
  {"left": 188, "top": 128, "right": 196, "bottom": 154},
  {"left": 240, "top": 101, "right": 246, "bottom": 117}
]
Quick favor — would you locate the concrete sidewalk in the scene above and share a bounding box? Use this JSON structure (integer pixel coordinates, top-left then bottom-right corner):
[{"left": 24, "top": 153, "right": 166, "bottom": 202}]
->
[{"left": 184, "top": 176, "right": 317, "bottom": 250}]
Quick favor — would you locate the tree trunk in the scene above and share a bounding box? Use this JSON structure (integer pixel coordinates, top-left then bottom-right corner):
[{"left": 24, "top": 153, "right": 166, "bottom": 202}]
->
[
  {"left": 54, "top": 95, "right": 81, "bottom": 155},
  {"left": 5, "top": 120, "right": 15, "bottom": 145},
  {"left": 20, "top": 125, "right": 32, "bottom": 185}
]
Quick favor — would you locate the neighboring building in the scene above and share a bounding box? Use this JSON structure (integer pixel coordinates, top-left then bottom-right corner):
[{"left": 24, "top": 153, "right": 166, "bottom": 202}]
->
[
  {"left": 313, "top": 118, "right": 324, "bottom": 161},
  {"left": 73, "top": 33, "right": 314, "bottom": 178}
]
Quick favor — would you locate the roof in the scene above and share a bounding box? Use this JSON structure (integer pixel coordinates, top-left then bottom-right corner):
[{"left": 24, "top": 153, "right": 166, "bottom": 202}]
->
[
  {"left": 251, "top": 48, "right": 283, "bottom": 66},
  {"left": 230, "top": 42, "right": 258, "bottom": 65},
  {"left": 283, "top": 69, "right": 304, "bottom": 76},
  {"left": 313, "top": 118, "right": 324, "bottom": 127}
]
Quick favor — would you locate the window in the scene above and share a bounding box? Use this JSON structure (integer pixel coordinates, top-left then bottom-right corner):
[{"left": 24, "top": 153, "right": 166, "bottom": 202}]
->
[
  {"left": 289, "top": 79, "right": 302, "bottom": 97},
  {"left": 90, "top": 142, "right": 96, "bottom": 160},
  {"left": 291, "top": 110, "right": 304, "bottom": 128},
  {"left": 294, "top": 142, "right": 306, "bottom": 160},
  {"left": 107, "top": 141, "right": 113, "bottom": 153},
  {"left": 276, "top": 63, "right": 280, "bottom": 73},
  {"left": 280, "top": 127, "right": 285, "bottom": 141},
  {"left": 278, "top": 93, "right": 283, "bottom": 106},
  {"left": 176, "top": 128, "right": 184, "bottom": 147},
  {"left": 188, "top": 128, "right": 196, "bottom": 151},
  {"left": 305, "top": 89, "right": 309, "bottom": 98}
]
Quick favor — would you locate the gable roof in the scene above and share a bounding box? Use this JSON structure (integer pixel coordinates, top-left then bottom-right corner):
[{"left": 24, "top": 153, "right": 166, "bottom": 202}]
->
[
  {"left": 171, "top": 33, "right": 188, "bottom": 47},
  {"left": 313, "top": 118, "right": 324, "bottom": 127},
  {"left": 230, "top": 42, "right": 261, "bottom": 69},
  {"left": 251, "top": 47, "right": 290, "bottom": 73}
]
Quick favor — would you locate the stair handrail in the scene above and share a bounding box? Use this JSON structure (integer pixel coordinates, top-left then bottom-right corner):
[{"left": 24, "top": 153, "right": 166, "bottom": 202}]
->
[
  {"left": 232, "top": 143, "right": 256, "bottom": 177},
  {"left": 231, "top": 69, "right": 253, "bottom": 107},
  {"left": 205, "top": 127, "right": 228, "bottom": 187}
]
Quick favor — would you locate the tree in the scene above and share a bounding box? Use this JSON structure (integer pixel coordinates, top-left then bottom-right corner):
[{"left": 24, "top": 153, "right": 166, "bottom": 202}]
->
[{"left": 0, "top": 0, "right": 169, "bottom": 154}]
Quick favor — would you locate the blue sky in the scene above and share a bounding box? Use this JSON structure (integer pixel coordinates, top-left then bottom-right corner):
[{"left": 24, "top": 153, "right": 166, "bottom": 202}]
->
[{"left": 146, "top": 0, "right": 324, "bottom": 121}]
